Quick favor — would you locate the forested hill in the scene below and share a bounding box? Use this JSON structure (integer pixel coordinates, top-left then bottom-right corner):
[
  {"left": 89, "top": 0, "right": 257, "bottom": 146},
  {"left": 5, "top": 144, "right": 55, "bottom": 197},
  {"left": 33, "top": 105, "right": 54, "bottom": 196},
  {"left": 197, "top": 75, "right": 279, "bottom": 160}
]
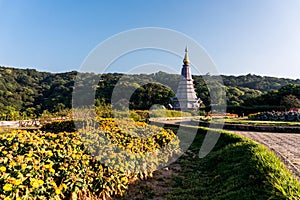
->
[
  {"left": 221, "top": 74, "right": 300, "bottom": 92},
  {"left": 0, "top": 66, "right": 299, "bottom": 119}
]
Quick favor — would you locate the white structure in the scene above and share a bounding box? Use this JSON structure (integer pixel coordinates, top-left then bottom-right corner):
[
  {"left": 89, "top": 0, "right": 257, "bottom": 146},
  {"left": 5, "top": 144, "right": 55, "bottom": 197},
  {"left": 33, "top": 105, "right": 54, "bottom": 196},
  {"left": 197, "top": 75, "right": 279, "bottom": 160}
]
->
[{"left": 172, "top": 47, "right": 201, "bottom": 111}]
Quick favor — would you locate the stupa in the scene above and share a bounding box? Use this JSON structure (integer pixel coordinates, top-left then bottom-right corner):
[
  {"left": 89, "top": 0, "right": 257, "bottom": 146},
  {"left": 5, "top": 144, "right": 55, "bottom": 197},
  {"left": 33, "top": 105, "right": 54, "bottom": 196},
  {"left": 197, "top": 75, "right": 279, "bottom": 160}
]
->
[{"left": 172, "top": 47, "right": 201, "bottom": 111}]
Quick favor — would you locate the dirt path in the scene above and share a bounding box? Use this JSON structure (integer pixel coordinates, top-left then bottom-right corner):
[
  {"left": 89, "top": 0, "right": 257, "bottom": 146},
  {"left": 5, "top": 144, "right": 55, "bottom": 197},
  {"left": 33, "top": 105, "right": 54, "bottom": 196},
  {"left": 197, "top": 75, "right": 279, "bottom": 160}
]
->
[
  {"left": 228, "top": 130, "right": 300, "bottom": 179},
  {"left": 115, "top": 163, "right": 181, "bottom": 200}
]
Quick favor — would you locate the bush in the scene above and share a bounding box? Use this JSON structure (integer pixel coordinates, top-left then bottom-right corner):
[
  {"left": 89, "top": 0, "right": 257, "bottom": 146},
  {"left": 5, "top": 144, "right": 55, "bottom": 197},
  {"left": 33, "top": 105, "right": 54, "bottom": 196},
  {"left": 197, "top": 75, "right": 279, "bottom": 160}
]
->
[{"left": 149, "top": 109, "right": 192, "bottom": 118}]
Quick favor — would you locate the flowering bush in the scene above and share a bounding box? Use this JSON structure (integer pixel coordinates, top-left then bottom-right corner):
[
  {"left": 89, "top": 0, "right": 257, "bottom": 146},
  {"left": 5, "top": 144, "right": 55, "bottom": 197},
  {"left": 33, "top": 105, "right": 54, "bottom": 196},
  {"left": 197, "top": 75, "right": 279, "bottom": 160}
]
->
[
  {"left": 0, "top": 118, "right": 180, "bottom": 199},
  {"left": 248, "top": 111, "right": 300, "bottom": 122}
]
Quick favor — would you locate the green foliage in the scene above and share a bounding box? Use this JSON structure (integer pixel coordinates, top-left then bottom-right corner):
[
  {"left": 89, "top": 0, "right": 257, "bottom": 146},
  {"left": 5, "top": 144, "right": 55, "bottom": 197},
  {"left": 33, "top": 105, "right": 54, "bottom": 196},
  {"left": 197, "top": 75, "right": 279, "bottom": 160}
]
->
[
  {"left": 162, "top": 126, "right": 300, "bottom": 199},
  {"left": 40, "top": 120, "right": 77, "bottom": 132},
  {"left": 149, "top": 109, "right": 192, "bottom": 118},
  {"left": 129, "top": 83, "right": 174, "bottom": 110},
  {"left": 243, "top": 84, "right": 300, "bottom": 112},
  {"left": 0, "top": 66, "right": 299, "bottom": 119},
  {"left": 280, "top": 94, "right": 300, "bottom": 110}
]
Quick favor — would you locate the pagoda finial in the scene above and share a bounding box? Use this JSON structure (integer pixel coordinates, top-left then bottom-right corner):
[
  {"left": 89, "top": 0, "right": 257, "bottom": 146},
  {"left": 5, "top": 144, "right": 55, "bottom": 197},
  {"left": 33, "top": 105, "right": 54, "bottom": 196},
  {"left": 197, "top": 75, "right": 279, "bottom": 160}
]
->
[{"left": 183, "top": 46, "right": 190, "bottom": 65}]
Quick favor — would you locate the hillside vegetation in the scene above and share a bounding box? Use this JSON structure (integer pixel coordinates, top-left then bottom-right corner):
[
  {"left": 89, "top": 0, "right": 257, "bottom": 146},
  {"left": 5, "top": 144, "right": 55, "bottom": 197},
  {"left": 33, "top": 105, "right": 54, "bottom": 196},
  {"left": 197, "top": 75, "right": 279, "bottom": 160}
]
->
[{"left": 0, "top": 66, "right": 299, "bottom": 120}]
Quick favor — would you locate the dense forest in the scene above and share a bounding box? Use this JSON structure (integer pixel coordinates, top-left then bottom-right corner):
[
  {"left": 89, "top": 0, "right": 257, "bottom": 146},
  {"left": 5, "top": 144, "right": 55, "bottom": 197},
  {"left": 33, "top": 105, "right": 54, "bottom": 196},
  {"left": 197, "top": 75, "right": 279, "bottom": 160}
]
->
[{"left": 0, "top": 66, "right": 299, "bottom": 120}]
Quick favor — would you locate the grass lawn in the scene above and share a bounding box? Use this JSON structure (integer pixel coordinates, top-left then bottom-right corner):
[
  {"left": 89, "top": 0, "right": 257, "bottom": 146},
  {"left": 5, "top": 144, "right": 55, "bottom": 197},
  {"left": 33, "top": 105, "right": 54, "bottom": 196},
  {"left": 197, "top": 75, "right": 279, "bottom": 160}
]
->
[{"left": 121, "top": 125, "right": 300, "bottom": 199}]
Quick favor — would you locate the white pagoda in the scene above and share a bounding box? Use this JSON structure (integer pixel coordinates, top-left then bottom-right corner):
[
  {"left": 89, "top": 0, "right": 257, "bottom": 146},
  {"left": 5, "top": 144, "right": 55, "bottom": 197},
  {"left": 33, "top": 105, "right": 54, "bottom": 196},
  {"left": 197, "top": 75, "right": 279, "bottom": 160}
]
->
[{"left": 172, "top": 47, "right": 201, "bottom": 111}]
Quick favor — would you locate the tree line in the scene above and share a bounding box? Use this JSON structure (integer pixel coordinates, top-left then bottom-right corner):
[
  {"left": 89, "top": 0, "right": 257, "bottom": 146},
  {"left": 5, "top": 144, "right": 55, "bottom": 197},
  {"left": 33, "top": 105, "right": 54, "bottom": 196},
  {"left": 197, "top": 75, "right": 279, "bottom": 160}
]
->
[{"left": 0, "top": 66, "right": 299, "bottom": 120}]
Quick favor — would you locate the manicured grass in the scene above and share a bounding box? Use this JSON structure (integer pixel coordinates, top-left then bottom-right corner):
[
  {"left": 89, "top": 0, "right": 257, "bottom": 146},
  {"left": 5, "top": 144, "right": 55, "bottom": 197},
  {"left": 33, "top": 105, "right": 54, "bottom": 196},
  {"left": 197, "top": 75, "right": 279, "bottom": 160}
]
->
[
  {"left": 161, "top": 126, "right": 300, "bottom": 199},
  {"left": 114, "top": 124, "right": 300, "bottom": 199}
]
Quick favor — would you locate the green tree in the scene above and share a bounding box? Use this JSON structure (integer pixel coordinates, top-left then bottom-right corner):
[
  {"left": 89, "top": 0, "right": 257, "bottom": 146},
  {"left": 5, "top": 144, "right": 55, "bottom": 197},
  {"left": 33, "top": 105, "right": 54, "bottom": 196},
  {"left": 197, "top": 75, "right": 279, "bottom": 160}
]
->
[
  {"left": 130, "top": 83, "right": 174, "bottom": 110},
  {"left": 280, "top": 94, "right": 300, "bottom": 110}
]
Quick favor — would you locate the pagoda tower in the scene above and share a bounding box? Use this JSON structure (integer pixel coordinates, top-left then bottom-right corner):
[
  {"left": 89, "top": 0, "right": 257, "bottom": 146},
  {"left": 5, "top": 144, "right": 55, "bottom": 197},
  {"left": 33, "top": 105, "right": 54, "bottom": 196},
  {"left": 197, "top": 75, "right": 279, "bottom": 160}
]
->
[{"left": 172, "top": 47, "right": 201, "bottom": 111}]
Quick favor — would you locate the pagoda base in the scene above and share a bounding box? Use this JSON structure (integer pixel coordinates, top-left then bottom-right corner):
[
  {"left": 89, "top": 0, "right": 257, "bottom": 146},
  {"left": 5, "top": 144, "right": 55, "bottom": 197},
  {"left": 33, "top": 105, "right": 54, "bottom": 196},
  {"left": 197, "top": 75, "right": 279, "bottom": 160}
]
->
[{"left": 171, "top": 97, "right": 201, "bottom": 111}]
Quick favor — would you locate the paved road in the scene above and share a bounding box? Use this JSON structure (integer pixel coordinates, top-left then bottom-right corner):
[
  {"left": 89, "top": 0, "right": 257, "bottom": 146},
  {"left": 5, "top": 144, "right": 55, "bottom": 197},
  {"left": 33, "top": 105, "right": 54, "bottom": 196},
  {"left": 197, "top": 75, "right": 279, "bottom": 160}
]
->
[{"left": 227, "top": 130, "right": 300, "bottom": 179}]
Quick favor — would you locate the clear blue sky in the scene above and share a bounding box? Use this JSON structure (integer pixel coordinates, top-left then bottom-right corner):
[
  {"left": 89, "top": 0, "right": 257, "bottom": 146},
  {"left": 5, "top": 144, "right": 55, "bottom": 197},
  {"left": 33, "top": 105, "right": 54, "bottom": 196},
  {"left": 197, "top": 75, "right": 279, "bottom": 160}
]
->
[{"left": 0, "top": 0, "right": 300, "bottom": 79}]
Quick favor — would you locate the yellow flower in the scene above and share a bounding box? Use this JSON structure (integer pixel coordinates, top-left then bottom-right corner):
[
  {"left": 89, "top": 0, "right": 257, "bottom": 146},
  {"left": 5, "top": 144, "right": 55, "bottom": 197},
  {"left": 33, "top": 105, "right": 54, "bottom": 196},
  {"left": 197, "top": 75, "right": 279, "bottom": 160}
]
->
[
  {"left": 30, "top": 179, "right": 40, "bottom": 188},
  {"left": 4, "top": 197, "right": 11, "bottom": 200},
  {"left": 33, "top": 165, "right": 40, "bottom": 170},
  {"left": 44, "top": 164, "right": 50, "bottom": 169},
  {"left": 49, "top": 168, "right": 55, "bottom": 173},
  {"left": 55, "top": 188, "right": 61, "bottom": 195},
  {"left": 3, "top": 183, "right": 13, "bottom": 191},
  {"left": 8, "top": 177, "right": 16, "bottom": 183},
  {"left": 26, "top": 157, "right": 32, "bottom": 162},
  {"left": 121, "top": 176, "right": 128, "bottom": 182},
  {"left": 47, "top": 151, "right": 53, "bottom": 157},
  {"left": 6, "top": 137, "right": 13, "bottom": 141},
  {"left": 59, "top": 166, "right": 67, "bottom": 171},
  {"left": 2, "top": 151, "right": 8, "bottom": 155},
  {"left": 38, "top": 179, "right": 44, "bottom": 185},
  {"left": 21, "top": 163, "right": 27, "bottom": 170},
  {"left": 14, "top": 179, "right": 22, "bottom": 186},
  {"left": 31, "top": 181, "right": 39, "bottom": 188},
  {"left": 62, "top": 183, "right": 67, "bottom": 189},
  {"left": 27, "top": 153, "right": 33, "bottom": 157},
  {"left": 51, "top": 181, "right": 57, "bottom": 187},
  {"left": 9, "top": 161, "right": 16, "bottom": 167},
  {"left": 0, "top": 166, "right": 6, "bottom": 172},
  {"left": 16, "top": 197, "right": 22, "bottom": 200}
]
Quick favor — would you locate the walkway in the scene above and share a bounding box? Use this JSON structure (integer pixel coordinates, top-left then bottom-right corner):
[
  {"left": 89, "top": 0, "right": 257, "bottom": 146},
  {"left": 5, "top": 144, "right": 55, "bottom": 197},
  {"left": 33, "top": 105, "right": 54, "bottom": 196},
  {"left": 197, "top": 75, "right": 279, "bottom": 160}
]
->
[{"left": 232, "top": 131, "right": 300, "bottom": 179}]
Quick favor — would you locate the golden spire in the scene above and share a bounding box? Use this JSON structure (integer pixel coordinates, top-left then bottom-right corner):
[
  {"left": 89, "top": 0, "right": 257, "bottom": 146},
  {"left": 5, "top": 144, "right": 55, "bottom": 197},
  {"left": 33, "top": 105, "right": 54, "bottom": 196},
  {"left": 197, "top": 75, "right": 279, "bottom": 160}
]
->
[{"left": 183, "top": 46, "right": 190, "bottom": 65}]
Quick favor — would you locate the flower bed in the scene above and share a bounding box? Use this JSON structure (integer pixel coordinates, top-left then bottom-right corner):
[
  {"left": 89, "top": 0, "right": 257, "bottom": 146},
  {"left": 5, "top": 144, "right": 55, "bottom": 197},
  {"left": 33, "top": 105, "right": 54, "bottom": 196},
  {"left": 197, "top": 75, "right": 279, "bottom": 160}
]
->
[
  {"left": 0, "top": 118, "right": 180, "bottom": 199},
  {"left": 248, "top": 111, "right": 300, "bottom": 122}
]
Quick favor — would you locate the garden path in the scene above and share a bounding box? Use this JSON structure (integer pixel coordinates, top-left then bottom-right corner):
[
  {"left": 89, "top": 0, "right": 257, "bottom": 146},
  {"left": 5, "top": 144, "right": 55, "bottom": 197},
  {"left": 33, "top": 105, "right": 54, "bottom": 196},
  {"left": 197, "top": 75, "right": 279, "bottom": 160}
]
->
[{"left": 232, "top": 130, "right": 300, "bottom": 179}]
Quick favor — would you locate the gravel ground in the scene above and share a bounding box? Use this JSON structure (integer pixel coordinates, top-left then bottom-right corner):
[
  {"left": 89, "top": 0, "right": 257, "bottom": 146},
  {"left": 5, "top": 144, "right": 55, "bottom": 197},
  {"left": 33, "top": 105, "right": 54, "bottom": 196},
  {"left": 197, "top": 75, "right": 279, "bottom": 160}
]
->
[{"left": 230, "top": 130, "right": 300, "bottom": 179}]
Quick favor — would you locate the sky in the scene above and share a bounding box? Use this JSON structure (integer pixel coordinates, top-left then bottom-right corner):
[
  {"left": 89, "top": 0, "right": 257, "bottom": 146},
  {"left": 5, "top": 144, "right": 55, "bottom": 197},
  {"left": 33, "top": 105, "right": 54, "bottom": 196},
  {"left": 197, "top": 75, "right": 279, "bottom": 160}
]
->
[{"left": 0, "top": 0, "right": 300, "bottom": 79}]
